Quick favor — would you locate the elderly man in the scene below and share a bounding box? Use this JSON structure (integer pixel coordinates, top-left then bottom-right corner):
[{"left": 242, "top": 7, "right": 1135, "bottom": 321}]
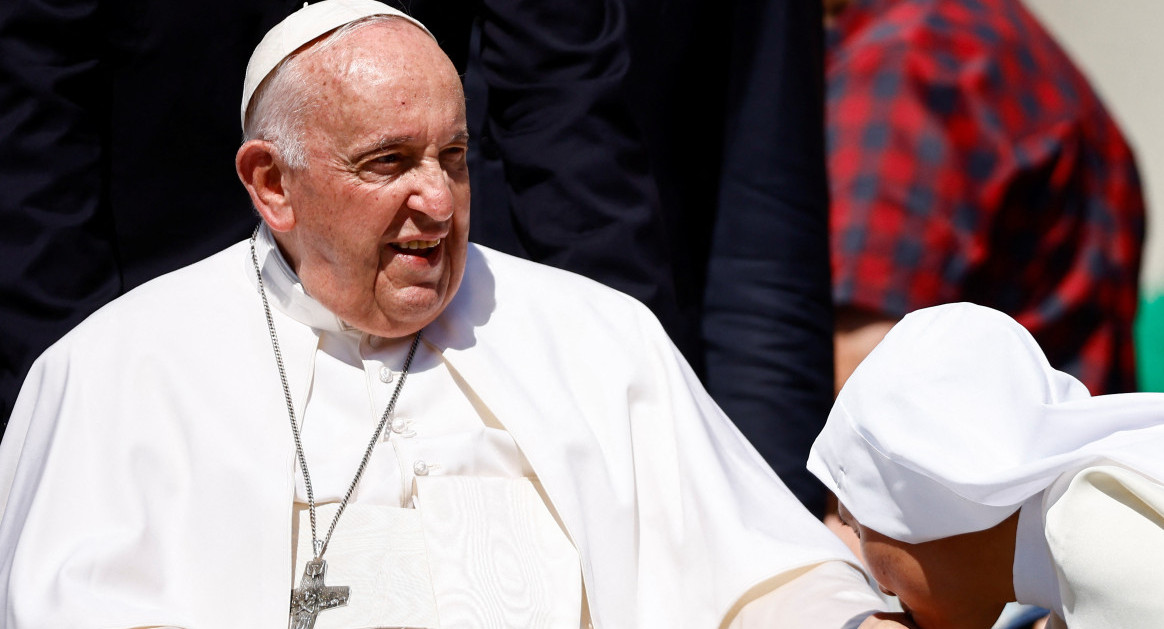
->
[{"left": 0, "top": 1, "right": 882, "bottom": 627}]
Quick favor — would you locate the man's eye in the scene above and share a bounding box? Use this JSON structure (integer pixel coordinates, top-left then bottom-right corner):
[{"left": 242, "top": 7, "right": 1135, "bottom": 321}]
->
[
  {"left": 441, "top": 147, "right": 467, "bottom": 163},
  {"left": 362, "top": 154, "right": 406, "bottom": 176}
]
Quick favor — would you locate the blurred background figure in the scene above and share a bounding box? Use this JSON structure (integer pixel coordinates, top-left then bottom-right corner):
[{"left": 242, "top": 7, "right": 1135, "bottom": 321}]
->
[
  {"left": 825, "top": 0, "right": 1145, "bottom": 397},
  {"left": 1013, "top": 1, "right": 1164, "bottom": 394},
  {"left": 0, "top": 0, "right": 296, "bottom": 431},
  {"left": 625, "top": 0, "right": 835, "bottom": 515}
]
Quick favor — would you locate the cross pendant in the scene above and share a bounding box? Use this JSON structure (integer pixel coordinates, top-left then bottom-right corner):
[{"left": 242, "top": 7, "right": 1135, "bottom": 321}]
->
[{"left": 289, "top": 558, "right": 350, "bottom": 629}]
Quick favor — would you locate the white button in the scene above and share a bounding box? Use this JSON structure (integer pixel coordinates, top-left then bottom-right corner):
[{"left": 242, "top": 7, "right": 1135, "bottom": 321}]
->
[
  {"left": 379, "top": 365, "right": 395, "bottom": 383},
  {"left": 390, "top": 417, "right": 415, "bottom": 438},
  {"left": 413, "top": 460, "right": 429, "bottom": 476}
]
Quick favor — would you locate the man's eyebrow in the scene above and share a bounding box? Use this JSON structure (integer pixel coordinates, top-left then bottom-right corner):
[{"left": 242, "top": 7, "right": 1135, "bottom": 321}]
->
[
  {"left": 353, "top": 131, "right": 470, "bottom": 162},
  {"left": 353, "top": 135, "right": 416, "bottom": 161}
]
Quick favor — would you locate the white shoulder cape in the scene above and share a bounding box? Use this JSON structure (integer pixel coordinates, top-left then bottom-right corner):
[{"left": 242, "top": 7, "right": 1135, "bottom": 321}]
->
[{"left": 0, "top": 242, "right": 853, "bottom": 628}]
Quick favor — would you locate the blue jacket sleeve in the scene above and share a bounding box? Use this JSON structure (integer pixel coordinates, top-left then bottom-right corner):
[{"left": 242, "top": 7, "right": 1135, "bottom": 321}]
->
[
  {"left": 702, "top": 0, "right": 833, "bottom": 515},
  {"left": 465, "top": 0, "right": 690, "bottom": 351}
]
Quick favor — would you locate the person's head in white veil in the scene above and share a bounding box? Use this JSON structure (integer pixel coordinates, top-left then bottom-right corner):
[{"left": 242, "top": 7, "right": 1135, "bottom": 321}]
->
[{"left": 809, "top": 302, "right": 1164, "bottom": 629}]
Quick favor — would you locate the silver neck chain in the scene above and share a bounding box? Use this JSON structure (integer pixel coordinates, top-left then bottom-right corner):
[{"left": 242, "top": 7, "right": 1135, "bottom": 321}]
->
[{"left": 250, "top": 229, "right": 421, "bottom": 560}]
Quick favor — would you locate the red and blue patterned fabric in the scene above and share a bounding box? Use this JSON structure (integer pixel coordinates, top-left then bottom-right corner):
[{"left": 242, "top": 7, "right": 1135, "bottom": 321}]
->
[{"left": 827, "top": 0, "right": 1145, "bottom": 393}]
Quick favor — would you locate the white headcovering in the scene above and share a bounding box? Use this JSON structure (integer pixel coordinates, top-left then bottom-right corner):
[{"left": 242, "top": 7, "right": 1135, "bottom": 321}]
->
[
  {"left": 809, "top": 302, "right": 1164, "bottom": 543},
  {"left": 240, "top": 0, "right": 433, "bottom": 127}
]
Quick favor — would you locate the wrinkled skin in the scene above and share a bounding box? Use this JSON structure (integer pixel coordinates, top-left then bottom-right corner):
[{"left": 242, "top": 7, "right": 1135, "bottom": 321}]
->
[{"left": 239, "top": 20, "right": 470, "bottom": 339}]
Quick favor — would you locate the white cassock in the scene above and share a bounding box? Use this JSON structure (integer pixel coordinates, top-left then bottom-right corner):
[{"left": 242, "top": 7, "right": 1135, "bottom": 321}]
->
[
  {"left": 0, "top": 225, "right": 881, "bottom": 628},
  {"left": 809, "top": 302, "right": 1164, "bottom": 629}
]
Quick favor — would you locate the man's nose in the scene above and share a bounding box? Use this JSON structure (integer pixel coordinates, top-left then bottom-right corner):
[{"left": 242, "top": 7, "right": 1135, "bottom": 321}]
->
[{"left": 405, "top": 159, "right": 455, "bottom": 220}]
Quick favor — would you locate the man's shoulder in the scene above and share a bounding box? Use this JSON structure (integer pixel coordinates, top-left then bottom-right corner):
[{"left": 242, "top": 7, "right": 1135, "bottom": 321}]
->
[
  {"left": 467, "top": 243, "right": 651, "bottom": 314},
  {"left": 50, "top": 241, "right": 253, "bottom": 353},
  {"left": 439, "top": 243, "right": 667, "bottom": 354}
]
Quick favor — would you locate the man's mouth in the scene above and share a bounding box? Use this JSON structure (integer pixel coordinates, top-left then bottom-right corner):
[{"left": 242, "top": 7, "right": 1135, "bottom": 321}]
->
[{"left": 390, "top": 239, "right": 441, "bottom": 256}]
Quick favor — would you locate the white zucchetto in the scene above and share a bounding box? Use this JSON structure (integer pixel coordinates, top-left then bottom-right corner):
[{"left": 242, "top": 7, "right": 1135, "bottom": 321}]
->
[
  {"left": 240, "top": 0, "right": 433, "bottom": 126},
  {"left": 809, "top": 302, "right": 1164, "bottom": 543}
]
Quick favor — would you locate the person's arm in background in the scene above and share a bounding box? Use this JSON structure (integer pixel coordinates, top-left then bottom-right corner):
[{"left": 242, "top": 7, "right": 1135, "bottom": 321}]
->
[
  {"left": 0, "top": 0, "right": 121, "bottom": 433},
  {"left": 702, "top": 0, "right": 834, "bottom": 516},
  {"left": 463, "top": 0, "right": 689, "bottom": 350}
]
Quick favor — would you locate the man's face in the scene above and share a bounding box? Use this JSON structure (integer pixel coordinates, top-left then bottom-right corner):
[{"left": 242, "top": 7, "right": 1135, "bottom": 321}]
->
[{"left": 277, "top": 21, "right": 470, "bottom": 339}]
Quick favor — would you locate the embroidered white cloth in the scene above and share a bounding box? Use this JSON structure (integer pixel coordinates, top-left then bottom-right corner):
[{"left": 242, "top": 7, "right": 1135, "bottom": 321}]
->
[{"left": 292, "top": 478, "right": 581, "bottom": 629}]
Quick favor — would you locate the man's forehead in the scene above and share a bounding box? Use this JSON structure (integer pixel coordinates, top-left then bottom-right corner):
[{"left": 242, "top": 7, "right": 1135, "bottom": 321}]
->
[
  {"left": 303, "top": 22, "right": 438, "bottom": 84},
  {"left": 301, "top": 25, "right": 465, "bottom": 118},
  {"left": 298, "top": 28, "right": 467, "bottom": 154}
]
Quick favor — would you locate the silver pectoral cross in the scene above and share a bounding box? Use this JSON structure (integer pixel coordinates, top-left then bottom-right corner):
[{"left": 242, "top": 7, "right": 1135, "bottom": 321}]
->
[{"left": 289, "top": 558, "right": 350, "bottom": 629}]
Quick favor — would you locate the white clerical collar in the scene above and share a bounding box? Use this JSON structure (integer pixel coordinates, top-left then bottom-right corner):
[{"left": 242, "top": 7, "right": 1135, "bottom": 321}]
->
[
  {"left": 252, "top": 223, "right": 351, "bottom": 333},
  {"left": 1012, "top": 493, "right": 1063, "bottom": 613}
]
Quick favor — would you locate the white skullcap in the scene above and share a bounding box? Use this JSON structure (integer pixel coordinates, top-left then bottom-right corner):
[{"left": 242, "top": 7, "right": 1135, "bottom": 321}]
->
[
  {"left": 240, "top": 0, "right": 433, "bottom": 127},
  {"left": 809, "top": 302, "right": 1164, "bottom": 543}
]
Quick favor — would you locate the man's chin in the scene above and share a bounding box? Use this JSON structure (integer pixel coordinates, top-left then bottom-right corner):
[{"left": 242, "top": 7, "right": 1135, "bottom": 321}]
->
[{"left": 364, "top": 292, "right": 447, "bottom": 338}]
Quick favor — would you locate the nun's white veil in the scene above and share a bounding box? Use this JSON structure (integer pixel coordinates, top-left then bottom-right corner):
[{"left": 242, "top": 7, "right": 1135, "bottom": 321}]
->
[{"left": 809, "top": 302, "right": 1164, "bottom": 543}]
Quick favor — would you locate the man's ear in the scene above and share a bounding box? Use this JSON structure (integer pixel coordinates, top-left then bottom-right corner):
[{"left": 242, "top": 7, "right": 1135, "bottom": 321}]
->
[{"left": 236, "top": 140, "right": 296, "bottom": 232}]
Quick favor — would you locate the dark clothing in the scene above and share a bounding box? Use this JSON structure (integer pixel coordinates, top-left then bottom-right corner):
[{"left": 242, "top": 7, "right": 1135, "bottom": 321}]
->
[
  {"left": 692, "top": 0, "right": 834, "bottom": 514},
  {"left": 828, "top": 0, "right": 1145, "bottom": 394},
  {"left": 0, "top": 0, "right": 299, "bottom": 428}
]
